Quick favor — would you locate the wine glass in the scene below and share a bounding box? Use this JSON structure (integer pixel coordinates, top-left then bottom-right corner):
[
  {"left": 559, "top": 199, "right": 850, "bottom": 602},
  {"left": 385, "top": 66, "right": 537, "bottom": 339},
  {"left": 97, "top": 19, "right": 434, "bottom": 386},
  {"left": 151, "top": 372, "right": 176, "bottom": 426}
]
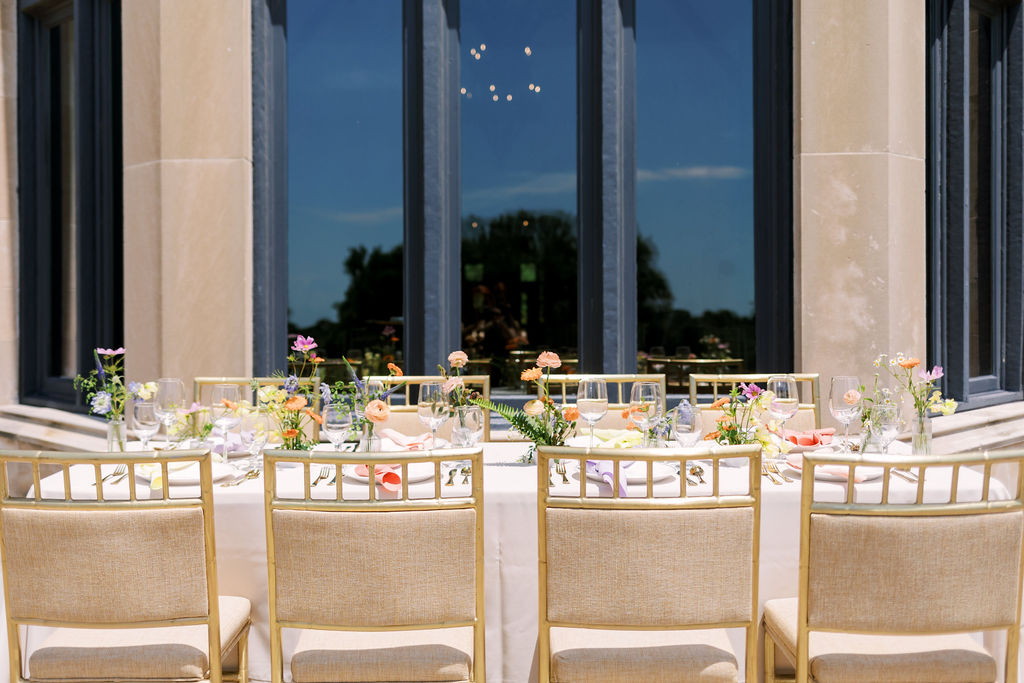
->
[
  {"left": 323, "top": 404, "right": 354, "bottom": 451},
  {"left": 132, "top": 401, "right": 160, "bottom": 450},
  {"left": 577, "top": 378, "right": 608, "bottom": 448},
  {"left": 869, "top": 403, "right": 900, "bottom": 454},
  {"left": 767, "top": 374, "right": 800, "bottom": 451},
  {"left": 828, "top": 376, "right": 862, "bottom": 453},
  {"left": 239, "top": 410, "right": 270, "bottom": 473},
  {"left": 417, "top": 382, "right": 449, "bottom": 446},
  {"left": 629, "top": 382, "right": 662, "bottom": 448},
  {"left": 155, "top": 378, "right": 186, "bottom": 448},
  {"left": 210, "top": 384, "right": 242, "bottom": 452},
  {"left": 671, "top": 400, "right": 702, "bottom": 448}
]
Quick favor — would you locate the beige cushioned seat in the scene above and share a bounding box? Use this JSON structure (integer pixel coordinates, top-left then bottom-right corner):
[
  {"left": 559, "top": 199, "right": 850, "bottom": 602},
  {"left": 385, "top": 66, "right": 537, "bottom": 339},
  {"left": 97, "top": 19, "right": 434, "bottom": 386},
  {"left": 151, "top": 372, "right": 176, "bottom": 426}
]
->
[
  {"left": 549, "top": 627, "right": 738, "bottom": 683},
  {"left": 290, "top": 627, "right": 473, "bottom": 683},
  {"left": 763, "top": 598, "right": 997, "bottom": 683},
  {"left": 28, "top": 596, "right": 252, "bottom": 682}
]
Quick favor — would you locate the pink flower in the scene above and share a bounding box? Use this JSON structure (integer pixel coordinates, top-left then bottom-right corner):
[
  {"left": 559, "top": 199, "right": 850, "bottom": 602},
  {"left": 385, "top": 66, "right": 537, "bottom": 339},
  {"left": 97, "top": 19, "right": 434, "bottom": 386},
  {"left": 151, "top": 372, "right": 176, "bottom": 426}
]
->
[
  {"left": 448, "top": 350, "right": 469, "bottom": 368},
  {"left": 291, "top": 335, "right": 318, "bottom": 353},
  {"left": 96, "top": 347, "right": 125, "bottom": 355},
  {"left": 537, "top": 351, "right": 561, "bottom": 368},
  {"left": 918, "top": 365, "right": 944, "bottom": 382},
  {"left": 365, "top": 399, "right": 390, "bottom": 424},
  {"left": 843, "top": 389, "right": 861, "bottom": 405},
  {"left": 443, "top": 376, "right": 464, "bottom": 395}
]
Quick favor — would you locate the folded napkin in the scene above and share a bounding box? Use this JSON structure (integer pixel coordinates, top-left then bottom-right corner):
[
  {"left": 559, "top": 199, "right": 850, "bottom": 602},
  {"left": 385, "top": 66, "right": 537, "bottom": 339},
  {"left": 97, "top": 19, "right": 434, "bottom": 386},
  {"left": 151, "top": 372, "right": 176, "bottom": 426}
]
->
[
  {"left": 353, "top": 463, "right": 402, "bottom": 492},
  {"left": 591, "top": 429, "right": 644, "bottom": 449},
  {"left": 783, "top": 427, "right": 835, "bottom": 447},
  {"left": 137, "top": 461, "right": 195, "bottom": 490},
  {"left": 585, "top": 460, "right": 632, "bottom": 497},
  {"left": 379, "top": 428, "right": 436, "bottom": 451},
  {"left": 210, "top": 428, "right": 244, "bottom": 457},
  {"left": 785, "top": 452, "right": 867, "bottom": 483}
]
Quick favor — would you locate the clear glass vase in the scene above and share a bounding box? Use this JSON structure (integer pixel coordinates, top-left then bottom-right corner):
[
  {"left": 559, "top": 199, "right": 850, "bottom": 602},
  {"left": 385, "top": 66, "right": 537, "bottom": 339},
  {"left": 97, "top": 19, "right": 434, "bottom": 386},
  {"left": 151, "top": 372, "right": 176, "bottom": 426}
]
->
[
  {"left": 911, "top": 412, "right": 932, "bottom": 454},
  {"left": 359, "top": 423, "right": 381, "bottom": 452},
  {"left": 107, "top": 416, "right": 127, "bottom": 453},
  {"left": 452, "top": 405, "right": 483, "bottom": 447}
]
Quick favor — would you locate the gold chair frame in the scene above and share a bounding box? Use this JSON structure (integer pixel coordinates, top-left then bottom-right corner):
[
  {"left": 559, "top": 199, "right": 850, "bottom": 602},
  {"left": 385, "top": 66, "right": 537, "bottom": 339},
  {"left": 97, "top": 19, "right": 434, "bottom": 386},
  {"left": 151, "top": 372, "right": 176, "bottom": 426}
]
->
[
  {"left": 0, "top": 449, "right": 250, "bottom": 683},
  {"left": 541, "top": 373, "right": 668, "bottom": 410},
  {"left": 536, "top": 444, "right": 762, "bottom": 683},
  {"left": 690, "top": 373, "right": 821, "bottom": 428},
  {"left": 194, "top": 376, "right": 323, "bottom": 441},
  {"left": 264, "top": 447, "right": 486, "bottom": 683},
  {"left": 765, "top": 449, "right": 1024, "bottom": 683},
  {"left": 365, "top": 374, "right": 493, "bottom": 441}
]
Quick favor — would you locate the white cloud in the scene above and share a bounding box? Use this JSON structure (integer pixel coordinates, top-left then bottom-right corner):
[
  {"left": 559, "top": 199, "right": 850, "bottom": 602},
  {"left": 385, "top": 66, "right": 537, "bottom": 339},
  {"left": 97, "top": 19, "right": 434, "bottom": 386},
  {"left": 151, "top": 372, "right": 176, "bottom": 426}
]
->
[
  {"left": 323, "top": 206, "right": 403, "bottom": 225},
  {"left": 638, "top": 165, "right": 749, "bottom": 182},
  {"left": 464, "top": 171, "right": 577, "bottom": 203}
]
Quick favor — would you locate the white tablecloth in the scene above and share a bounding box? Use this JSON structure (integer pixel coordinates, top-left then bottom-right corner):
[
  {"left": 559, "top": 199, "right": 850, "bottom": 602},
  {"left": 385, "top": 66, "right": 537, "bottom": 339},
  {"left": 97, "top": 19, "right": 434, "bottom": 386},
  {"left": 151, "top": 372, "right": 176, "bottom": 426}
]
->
[{"left": 12, "top": 444, "right": 1013, "bottom": 683}]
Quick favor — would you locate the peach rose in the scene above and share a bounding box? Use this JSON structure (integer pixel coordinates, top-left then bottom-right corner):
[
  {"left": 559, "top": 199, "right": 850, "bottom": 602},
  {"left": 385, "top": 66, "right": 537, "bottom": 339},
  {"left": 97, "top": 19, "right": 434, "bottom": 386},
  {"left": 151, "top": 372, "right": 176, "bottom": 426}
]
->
[
  {"left": 537, "top": 351, "right": 561, "bottom": 368},
  {"left": 563, "top": 406, "right": 580, "bottom": 421},
  {"left": 843, "top": 389, "right": 861, "bottom": 405},
  {"left": 521, "top": 367, "right": 543, "bottom": 381},
  {"left": 284, "top": 396, "right": 307, "bottom": 411},
  {"left": 523, "top": 399, "right": 544, "bottom": 416},
  {"left": 899, "top": 357, "right": 921, "bottom": 369},
  {"left": 387, "top": 362, "right": 404, "bottom": 377},
  {"left": 448, "top": 350, "right": 469, "bottom": 368},
  {"left": 443, "top": 376, "right": 464, "bottom": 394},
  {"left": 364, "top": 399, "right": 390, "bottom": 423},
  {"left": 220, "top": 398, "right": 238, "bottom": 411},
  {"left": 304, "top": 408, "right": 324, "bottom": 425}
]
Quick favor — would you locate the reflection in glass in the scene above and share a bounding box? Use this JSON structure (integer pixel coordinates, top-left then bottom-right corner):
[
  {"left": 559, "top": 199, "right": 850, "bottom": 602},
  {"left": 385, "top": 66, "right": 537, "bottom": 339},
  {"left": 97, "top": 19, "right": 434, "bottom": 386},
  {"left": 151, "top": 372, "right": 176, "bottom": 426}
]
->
[
  {"left": 57, "top": 20, "right": 78, "bottom": 377},
  {"left": 460, "top": 0, "right": 577, "bottom": 387},
  {"left": 287, "top": 2, "right": 403, "bottom": 375},
  {"left": 636, "top": 0, "right": 754, "bottom": 368},
  {"left": 968, "top": 5, "right": 994, "bottom": 378}
]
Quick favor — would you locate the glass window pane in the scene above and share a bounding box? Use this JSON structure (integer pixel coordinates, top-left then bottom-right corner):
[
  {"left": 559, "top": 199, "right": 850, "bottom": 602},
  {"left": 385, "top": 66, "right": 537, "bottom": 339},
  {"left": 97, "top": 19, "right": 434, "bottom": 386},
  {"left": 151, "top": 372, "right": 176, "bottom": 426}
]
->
[
  {"left": 636, "top": 0, "right": 754, "bottom": 368},
  {"left": 460, "top": 0, "right": 577, "bottom": 387},
  {"left": 287, "top": 2, "right": 403, "bottom": 373},
  {"left": 57, "top": 20, "right": 77, "bottom": 378},
  {"left": 968, "top": 5, "right": 994, "bottom": 378}
]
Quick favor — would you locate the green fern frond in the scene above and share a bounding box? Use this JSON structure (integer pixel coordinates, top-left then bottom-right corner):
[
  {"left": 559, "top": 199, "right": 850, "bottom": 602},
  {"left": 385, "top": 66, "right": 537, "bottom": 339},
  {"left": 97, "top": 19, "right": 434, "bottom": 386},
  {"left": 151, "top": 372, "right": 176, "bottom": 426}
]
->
[{"left": 471, "top": 397, "right": 551, "bottom": 443}]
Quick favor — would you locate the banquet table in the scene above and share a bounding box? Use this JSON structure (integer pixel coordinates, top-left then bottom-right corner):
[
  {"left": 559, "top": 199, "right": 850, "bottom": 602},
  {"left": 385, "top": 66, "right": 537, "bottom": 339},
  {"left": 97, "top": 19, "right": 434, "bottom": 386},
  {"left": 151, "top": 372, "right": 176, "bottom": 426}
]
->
[{"left": 8, "top": 442, "right": 1014, "bottom": 683}]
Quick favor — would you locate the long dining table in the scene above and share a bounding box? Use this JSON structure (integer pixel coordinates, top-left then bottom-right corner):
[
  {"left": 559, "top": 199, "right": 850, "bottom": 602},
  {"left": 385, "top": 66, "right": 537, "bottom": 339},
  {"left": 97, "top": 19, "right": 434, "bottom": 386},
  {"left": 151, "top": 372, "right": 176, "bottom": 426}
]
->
[{"left": 12, "top": 440, "right": 1014, "bottom": 683}]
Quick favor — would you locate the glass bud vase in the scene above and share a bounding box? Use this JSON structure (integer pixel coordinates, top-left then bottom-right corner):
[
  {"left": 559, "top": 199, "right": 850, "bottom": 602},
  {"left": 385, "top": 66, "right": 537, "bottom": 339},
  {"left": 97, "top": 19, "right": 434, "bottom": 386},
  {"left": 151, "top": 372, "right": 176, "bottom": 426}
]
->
[
  {"left": 107, "top": 416, "right": 127, "bottom": 453},
  {"left": 911, "top": 412, "right": 932, "bottom": 455},
  {"left": 452, "top": 405, "right": 483, "bottom": 447},
  {"left": 359, "top": 423, "right": 381, "bottom": 452}
]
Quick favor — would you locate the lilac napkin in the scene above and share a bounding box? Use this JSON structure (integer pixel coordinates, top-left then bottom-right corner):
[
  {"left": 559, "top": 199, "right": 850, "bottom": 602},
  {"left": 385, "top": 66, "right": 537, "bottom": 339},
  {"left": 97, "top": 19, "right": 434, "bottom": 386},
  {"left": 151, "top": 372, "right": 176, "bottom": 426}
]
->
[
  {"left": 211, "top": 428, "right": 245, "bottom": 456},
  {"left": 586, "top": 460, "right": 632, "bottom": 497}
]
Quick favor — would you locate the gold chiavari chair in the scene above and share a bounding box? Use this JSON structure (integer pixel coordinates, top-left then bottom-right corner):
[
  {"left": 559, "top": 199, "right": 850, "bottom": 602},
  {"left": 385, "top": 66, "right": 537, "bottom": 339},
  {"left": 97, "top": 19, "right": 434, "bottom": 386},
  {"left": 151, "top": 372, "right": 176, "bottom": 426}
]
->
[
  {"left": 365, "top": 374, "right": 492, "bottom": 442},
  {"left": 0, "top": 449, "right": 251, "bottom": 683},
  {"left": 539, "top": 374, "right": 668, "bottom": 433},
  {"left": 690, "top": 373, "right": 821, "bottom": 432},
  {"left": 764, "top": 449, "right": 1024, "bottom": 683},
  {"left": 194, "top": 376, "right": 323, "bottom": 441},
  {"left": 265, "top": 447, "right": 486, "bottom": 683},
  {"left": 537, "top": 444, "right": 762, "bottom": 682}
]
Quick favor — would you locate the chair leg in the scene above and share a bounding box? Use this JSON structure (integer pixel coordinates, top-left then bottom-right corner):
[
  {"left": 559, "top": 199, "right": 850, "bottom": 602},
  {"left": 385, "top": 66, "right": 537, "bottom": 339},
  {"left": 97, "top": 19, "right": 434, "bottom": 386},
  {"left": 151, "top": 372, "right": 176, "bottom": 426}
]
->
[
  {"left": 764, "top": 626, "right": 777, "bottom": 683},
  {"left": 237, "top": 624, "right": 250, "bottom": 683}
]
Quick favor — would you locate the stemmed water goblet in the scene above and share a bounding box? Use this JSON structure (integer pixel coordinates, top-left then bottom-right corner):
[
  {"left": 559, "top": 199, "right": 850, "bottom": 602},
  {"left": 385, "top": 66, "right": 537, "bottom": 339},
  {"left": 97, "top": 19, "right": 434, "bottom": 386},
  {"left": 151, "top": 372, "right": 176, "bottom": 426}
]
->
[
  {"left": 828, "top": 376, "right": 862, "bottom": 453},
  {"left": 869, "top": 403, "right": 900, "bottom": 454},
  {"left": 155, "top": 378, "right": 186, "bottom": 448},
  {"left": 629, "top": 382, "right": 662, "bottom": 448},
  {"left": 210, "top": 384, "right": 242, "bottom": 453},
  {"left": 767, "top": 374, "right": 800, "bottom": 455},
  {"left": 577, "top": 378, "right": 608, "bottom": 448},
  {"left": 323, "top": 404, "right": 355, "bottom": 451},
  {"left": 132, "top": 401, "right": 160, "bottom": 450},
  {"left": 239, "top": 410, "right": 270, "bottom": 474},
  {"left": 671, "top": 400, "right": 702, "bottom": 448},
  {"left": 417, "top": 382, "right": 449, "bottom": 447}
]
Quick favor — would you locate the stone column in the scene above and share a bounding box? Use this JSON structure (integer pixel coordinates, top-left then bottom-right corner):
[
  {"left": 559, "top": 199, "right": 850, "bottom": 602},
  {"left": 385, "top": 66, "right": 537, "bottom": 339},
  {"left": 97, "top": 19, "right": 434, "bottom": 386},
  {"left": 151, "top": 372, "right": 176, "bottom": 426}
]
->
[
  {"left": 793, "top": 0, "right": 927, "bottom": 390},
  {"left": 0, "top": 0, "right": 16, "bottom": 403},
  {"left": 122, "top": 0, "right": 254, "bottom": 384}
]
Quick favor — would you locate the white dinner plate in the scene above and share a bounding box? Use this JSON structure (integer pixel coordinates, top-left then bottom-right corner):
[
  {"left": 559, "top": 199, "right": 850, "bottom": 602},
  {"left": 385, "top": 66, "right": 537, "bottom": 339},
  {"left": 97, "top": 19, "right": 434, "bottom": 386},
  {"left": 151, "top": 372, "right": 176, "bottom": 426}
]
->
[
  {"left": 136, "top": 462, "right": 236, "bottom": 486},
  {"left": 576, "top": 460, "right": 676, "bottom": 484},
  {"left": 784, "top": 455, "right": 883, "bottom": 483},
  {"left": 341, "top": 461, "right": 436, "bottom": 484}
]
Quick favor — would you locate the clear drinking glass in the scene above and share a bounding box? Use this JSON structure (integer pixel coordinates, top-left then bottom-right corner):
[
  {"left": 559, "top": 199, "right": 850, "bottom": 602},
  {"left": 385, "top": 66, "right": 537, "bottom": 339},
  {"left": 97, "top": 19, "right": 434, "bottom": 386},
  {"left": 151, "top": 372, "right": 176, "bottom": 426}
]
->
[
  {"left": 210, "top": 384, "right": 242, "bottom": 450},
  {"left": 417, "top": 382, "right": 449, "bottom": 446},
  {"left": 155, "top": 378, "right": 186, "bottom": 448},
  {"left": 629, "top": 381, "right": 662, "bottom": 448},
  {"left": 767, "top": 374, "right": 800, "bottom": 451},
  {"left": 671, "top": 400, "right": 702, "bottom": 448},
  {"left": 828, "top": 376, "right": 862, "bottom": 453},
  {"left": 323, "top": 404, "right": 354, "bottom": 451},
  {"left": 869, "top": 403, "right": 900, "bottom": 454},
  {"left": 577, "top": 378, "right": 608, "bottom": 448},
  {"left": 132, "top": 401, "right": 160, "bottom": 450},
  {"left": 240, "top": 410, "right": 270, "bottom": 473}
]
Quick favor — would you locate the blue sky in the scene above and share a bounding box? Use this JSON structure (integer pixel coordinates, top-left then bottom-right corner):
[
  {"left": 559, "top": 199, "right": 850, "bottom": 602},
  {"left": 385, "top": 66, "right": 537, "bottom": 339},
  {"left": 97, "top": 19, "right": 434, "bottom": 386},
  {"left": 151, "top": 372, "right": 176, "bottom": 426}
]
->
[{"left": 288, "top": 0, "right": 753, "bottom": 327}]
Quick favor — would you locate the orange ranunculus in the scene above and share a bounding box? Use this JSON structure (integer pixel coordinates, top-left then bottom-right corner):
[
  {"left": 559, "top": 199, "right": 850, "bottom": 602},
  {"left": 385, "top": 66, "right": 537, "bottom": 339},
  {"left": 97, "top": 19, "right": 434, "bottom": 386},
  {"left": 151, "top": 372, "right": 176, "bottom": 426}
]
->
[
  {"left": 364, "top": 399, "right": 390, "bottom": 423},
  {"left": 537, "top": 351, "right": 561, "bottom": 368},
  {"left": 563, "top": 406, "right": 580, "bottom": 421},
  {"left": 703, "top": 431, "right": 721, "bottom": 441},
  {"left": 709, "top": 397, "right": 730, "bottom": 409},
  {"left": 282, "top": 429, "right": 299, "bottom": 439},
  {"left": 716, "top": 414, "right": 732, "bottom": 423},
  {"left": 305, "top": 408, "right": 324, "bottom": 425},
  {"left": 899, "top": 357, "right": 921, "bottom": 369},
  {"left": 621, "top": 408, "right": 631, "bottom": 419},
  {"left": 285, "top": 396, "right": 307, "bottom": 411},
  {"left": 387, "top": 362, "right": 404, "bottom": 377},
  {"left": 311, "top": 356, "right": 325, "bottom": 364},
  {"left": 521, "top": 367, "right": 543, "bottom": 381},
  {"left": 220, "top": 398, "right": 238, "bottom": 411}
]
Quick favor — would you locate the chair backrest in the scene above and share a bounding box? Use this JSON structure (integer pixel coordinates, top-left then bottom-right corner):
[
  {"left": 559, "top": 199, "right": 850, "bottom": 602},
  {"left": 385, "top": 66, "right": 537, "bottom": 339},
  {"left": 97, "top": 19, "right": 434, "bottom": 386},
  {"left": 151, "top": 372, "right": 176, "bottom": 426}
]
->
[
  {"left": 0, "top": 449, "right": 223, "bottom": 683},
  {"left": 541, "top": 374, "right": 668, "bottom": 409},
  {"left": 365, "top": 374, "right": 492, "bottom": 441},
  {"left": 793, "top": 450, "right": 1024, "bottom": 681},
  {"left": 264, "top": 447, "right": 485, "bottom": 683},
  {"left": 536, "top": 444, "right": 761, "bottom": 682},
  {"left": 194, "top": 376, "right": 323, "bottom": 440},
  {"left": 689, "top": 373, "right": 821, "bottom": 429}
]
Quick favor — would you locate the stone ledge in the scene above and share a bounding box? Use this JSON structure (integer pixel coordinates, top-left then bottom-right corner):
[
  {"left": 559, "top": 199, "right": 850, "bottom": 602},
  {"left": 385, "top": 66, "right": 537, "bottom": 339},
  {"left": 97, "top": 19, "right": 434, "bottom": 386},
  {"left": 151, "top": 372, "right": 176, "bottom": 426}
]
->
[
  {"left": 0, "top": 404, "right": 107, "bottom": 451},
  {"left": 929, "top": 401, "right": 1024, "bottom": 453}
]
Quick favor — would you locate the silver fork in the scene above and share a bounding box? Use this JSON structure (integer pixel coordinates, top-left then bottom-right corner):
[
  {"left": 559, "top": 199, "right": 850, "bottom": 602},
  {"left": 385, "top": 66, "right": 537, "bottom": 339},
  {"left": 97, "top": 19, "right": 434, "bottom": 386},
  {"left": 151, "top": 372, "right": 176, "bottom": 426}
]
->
[
  {"left": 93, "top": 464, "right": 126, "bottom": 487},
  {"left": 312, "top": 465, "right": 331, "bottom": 487},
  {"left": 767, "top": 460, "right": 794, "bottom": 483},
  {"left": 554, "top": 462, "right": 570, "bottom": 484}
]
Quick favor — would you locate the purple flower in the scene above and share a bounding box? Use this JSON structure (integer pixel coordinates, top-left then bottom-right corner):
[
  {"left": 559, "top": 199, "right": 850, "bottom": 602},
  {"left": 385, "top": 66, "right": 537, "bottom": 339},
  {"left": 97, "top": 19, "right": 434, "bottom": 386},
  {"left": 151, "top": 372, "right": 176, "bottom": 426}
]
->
[
  {"left": 291, "top": 335, "right": 317, "bottom": 353},
  {"left": 319, "top": 383, "right": 332, "bottom": 405},
  {"left": 284, "top": 374, "right": 299, "bottom": 394},
  {"left": 96, "top": 347, "right": 125, "bottom": 355},
  {"left": 90, "top": 392, "right": 112, "bottom": 415},
  {"left": 918, "top": 365, "right": 944, "bottom": 382},
  {"left": 93, "top": 350, "right": 106, "bottom": 385},
  {"left": 740, "top": 382, "right": 762, "bottom": 400},
  {"left": 382, "top": 325, "right": 396, "bottom": 337},
  {"left": 185, "top": 402, "right": 204, "bottom": 415}
]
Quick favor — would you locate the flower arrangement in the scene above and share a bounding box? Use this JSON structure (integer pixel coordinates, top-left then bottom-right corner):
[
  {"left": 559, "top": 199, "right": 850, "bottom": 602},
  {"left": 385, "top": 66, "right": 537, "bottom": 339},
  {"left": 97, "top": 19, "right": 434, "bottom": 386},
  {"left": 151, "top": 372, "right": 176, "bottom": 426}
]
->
[
  {"left": 74, "top": 348, "right": 132, "bottom": 420},
  {"left": 173, "top": 402, "right": 214, "bottom": 444},
  {"left": 699, "top": 334, "right": 732, "bottom": 360},
  {"left": 329, "top": 356, "right": 405, "bottom": 449},
  {"left": 702, "top": 383, "right": 787, "bottom": 457},
  {"left": 471, "top": 351, "right": 578, "bottom": 463},
  {"left": 438, "top": 350, "right": 481, "bottom": 408},
  {"left": 875, "top": 353, "right": 957, "bottom": 418},
  {"left": 254, "top": 335, "right": 326, "bottom": 450}
]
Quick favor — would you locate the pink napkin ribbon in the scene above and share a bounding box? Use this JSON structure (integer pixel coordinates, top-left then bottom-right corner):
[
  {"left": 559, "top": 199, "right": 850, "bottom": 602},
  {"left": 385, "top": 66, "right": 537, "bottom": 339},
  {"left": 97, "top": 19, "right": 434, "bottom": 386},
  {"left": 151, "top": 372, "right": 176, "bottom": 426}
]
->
[
  {"left": 783, "top": 427, "right": 835, "bottom": 447},
  {"left": 353, "top": 463, "right": 402, "bottom": 492},
  {"left": 379, "top": 428, "right": 435, "bottom": 450}
]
